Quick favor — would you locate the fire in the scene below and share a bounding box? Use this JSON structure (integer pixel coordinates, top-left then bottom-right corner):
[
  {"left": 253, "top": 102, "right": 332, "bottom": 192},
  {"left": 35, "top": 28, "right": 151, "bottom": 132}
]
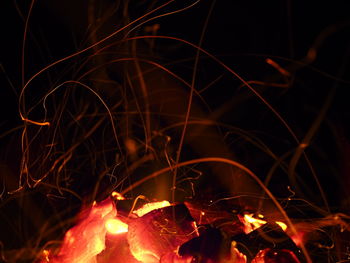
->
[
  {"left": 42, "top": 250, "right": 50, "bottom": 262},
  {"left": 105, "top": 218, "right": 128, "bottom": 234},
  {"left": 41, "top": 196, "right": 299, "bottom": 263},
  {"left": 275, "top": 221, "right": 287, "bottom": 231},
  {"left": 41, "top": 198, "right": 189, "bottom": 263},
  {"left": 239, "top": 214, "right": 288, "bottom": 234},
  {"left": 240, "top": 214, "right": 267, "bottom": 233},
  {"left": 244, "top": 214, "right": 267, "bottom": 226}
]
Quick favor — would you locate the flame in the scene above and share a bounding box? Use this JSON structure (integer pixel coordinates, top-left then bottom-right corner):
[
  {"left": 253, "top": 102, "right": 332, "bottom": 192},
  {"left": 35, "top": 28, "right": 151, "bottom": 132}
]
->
[
  {"left": 133, "top": 200, "right": 171, "bottom": 217},
  {"left": 275, "top": 221, "right": 287, "bottom": 231},
  {"left": 111, "top": 191, "right": 126, "bottom": 200},
  {"left": 239, "top": 214, "right": 288, "bottom": 234},
  {"left": 240, "top": 214, "right": 267, "bottom": 233},
  {"left": 244, "top": 214, "right": 267, "bottom": 226},
  {"left": 42, "top": 249, "right": 50, "bottom": 262},
  {"left": 105, "top": 218, "right": 128, "bottom": 234}
]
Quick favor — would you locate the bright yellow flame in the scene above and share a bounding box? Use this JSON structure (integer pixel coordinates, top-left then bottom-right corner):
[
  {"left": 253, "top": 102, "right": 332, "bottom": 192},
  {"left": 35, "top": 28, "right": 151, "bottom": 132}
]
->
[
  {"left": 133, "top": 200, "right": 171, "bottom": 217},
  {"left": 239, "top": 214, "right": 267, "bottom": 233},
  {"left": 111, "top": 191, "right": 125, "bottom": 200},
  {"left": 93, "top": 238, "right": 105, "bottom": 253},
  {"left": 275, "top": 221, "right": 287, "bottom": 231},
  {"left": 244, "top": 214, "right": 267, "bottom": 227},
  {"left": 241, "top": 214, "right": 288, "bottom": 234},
  {"left": 42, "top": 249, "right": 50, "bottom": 262},
  {"left": 105, "top": 218, "right": 128, "bottom": 234}
]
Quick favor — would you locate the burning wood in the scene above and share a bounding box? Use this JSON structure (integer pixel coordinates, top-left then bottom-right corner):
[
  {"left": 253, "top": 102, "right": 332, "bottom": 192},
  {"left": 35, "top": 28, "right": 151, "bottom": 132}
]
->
[{"left": 39, "top": 196, "right": 312, "bottom": 263}]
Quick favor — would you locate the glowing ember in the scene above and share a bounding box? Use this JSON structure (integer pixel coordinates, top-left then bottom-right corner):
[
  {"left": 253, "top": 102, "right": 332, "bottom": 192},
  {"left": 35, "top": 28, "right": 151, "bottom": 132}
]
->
[
  {"left": 127, "top": 204, "right": 198, "bottom": 262},
  {"left": 42, "top": 199, "right": 198, "bottom": 263},
  {"left": 130, "top": 204, "right": 197, "bottom": 262},
  {"left": 133, "top": 200, "right": 171, "bottom": 217},
  {"left": 231, "top": 244, "right": 248, "bottom": 263},
  {"left": 44, "top": 198, "right": 117, "bottom": 263},
  {"left": 41, "top": 197, "right": 301, "bottom": 263},
  {"left": 105, "top": 218, "right": 128, "bottom": 234}
]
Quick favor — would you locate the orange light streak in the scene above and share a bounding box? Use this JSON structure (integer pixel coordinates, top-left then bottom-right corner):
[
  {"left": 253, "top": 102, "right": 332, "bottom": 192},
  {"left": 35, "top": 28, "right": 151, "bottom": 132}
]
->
[
  {"left": 21, "top": 117, "right": 50, "bottom": 126},
  {"left": 266, "top": 58, "right": 291, "bottom": 77}
]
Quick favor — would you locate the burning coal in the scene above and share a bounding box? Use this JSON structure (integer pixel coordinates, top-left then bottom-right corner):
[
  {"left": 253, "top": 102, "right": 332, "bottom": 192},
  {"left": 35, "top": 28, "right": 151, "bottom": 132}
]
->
[{"left": 37, "top": 193, "right": 326, "bottom": 263}]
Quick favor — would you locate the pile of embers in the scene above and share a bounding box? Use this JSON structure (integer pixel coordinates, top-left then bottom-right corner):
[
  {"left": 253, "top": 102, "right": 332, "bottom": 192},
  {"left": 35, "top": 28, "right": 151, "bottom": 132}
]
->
[{"left": 42, "top": 196, "right": 336, "bottom": 263}]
